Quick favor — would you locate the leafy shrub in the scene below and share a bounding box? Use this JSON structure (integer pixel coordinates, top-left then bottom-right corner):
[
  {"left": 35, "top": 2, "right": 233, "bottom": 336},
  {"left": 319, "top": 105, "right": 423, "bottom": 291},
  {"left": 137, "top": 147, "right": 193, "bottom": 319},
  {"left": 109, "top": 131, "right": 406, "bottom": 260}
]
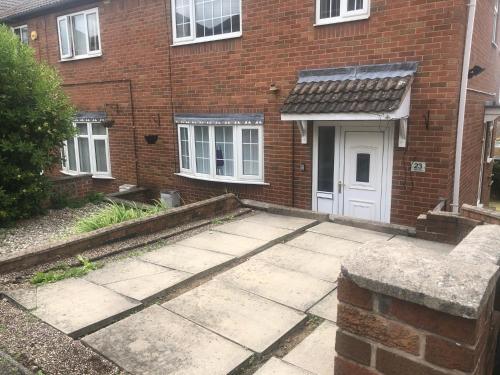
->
[
  {"left": 0, "top": 25, "right": 75, "bottom": 226},
  {"left": 74, "top": 201, "right": 168, "bottom": 233},
  {"left": 30, "top": 255, "right": 99, "bottom": 285}
]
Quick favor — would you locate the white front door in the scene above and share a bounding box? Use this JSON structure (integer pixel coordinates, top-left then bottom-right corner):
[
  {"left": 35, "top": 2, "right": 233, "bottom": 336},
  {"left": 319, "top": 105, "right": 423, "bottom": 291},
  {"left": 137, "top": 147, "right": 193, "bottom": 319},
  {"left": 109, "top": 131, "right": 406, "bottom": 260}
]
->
[
  {"left": 312, "top": 122, "right": 393, "bottom": 223},
  {"left": 341, "top": 131, "right": 385, "bottom": 221}
]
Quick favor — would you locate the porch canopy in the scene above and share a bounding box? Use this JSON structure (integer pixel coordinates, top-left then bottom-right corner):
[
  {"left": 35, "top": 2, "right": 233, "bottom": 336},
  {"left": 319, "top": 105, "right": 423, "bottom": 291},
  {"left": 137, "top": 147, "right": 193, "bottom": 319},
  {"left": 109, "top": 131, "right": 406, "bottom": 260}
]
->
[{"left": 281, "top": 62, "right": 418, "bottom": 144}]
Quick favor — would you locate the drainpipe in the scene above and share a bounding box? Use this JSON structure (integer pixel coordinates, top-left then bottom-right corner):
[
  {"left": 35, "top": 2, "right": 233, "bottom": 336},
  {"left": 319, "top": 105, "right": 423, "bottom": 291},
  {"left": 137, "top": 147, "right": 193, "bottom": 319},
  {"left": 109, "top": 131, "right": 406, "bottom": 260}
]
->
[{"left": 452, "top": 0, "right": 477, "bottom": 213}]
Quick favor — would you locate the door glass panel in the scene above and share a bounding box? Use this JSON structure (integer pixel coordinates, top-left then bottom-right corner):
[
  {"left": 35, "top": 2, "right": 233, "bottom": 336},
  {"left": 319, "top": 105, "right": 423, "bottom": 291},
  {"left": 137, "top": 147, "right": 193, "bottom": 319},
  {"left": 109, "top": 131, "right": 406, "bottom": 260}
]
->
[
  {"left": 356, "top": 153, "right": 370, "bottom": 183},
  {"left": 317, "top": 127, "right": 335, "bottom": 192}
]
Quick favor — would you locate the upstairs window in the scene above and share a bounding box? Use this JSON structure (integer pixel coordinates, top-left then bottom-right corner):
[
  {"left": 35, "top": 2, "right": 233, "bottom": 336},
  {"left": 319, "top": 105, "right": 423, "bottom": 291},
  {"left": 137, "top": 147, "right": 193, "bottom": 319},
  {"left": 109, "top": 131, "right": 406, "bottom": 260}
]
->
[
  {"left": 61, "top": 122, "right": 111, "bottom": 177},
  {"left": 177, "top": 124, "right": 264, "bottom": 183},
  {"left": 493, "top": 0, "right": 499, "bottom": 47},
  {"left": 316, "top": 0, "right": 370, "bottom": 25},
  {"left": 172, "top": 0, "right": 242, "bottom": 45},
  {"left": 12, "top": 25, "right": 28, "bottom": 44},
  {"left": 57, "top": 8, "right": 101, "bottom": 60}
]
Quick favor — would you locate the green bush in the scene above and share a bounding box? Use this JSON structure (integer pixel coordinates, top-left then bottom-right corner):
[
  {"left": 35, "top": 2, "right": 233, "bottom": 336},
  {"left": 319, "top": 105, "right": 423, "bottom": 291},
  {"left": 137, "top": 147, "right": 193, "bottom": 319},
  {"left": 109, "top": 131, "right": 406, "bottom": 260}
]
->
[
  {"left": 74, "top": 201, "right": 168, "bottom": 233},
  {"left": 0, "top": 25, "right": 75, "bottom": 226}
]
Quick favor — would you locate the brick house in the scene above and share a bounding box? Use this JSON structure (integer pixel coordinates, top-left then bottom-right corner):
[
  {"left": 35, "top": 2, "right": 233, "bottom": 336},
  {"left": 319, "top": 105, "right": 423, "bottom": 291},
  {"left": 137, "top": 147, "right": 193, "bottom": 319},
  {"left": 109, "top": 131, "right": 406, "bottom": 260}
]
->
[{"left": 1, "top": 0, "right": 500, "bottom": 226}]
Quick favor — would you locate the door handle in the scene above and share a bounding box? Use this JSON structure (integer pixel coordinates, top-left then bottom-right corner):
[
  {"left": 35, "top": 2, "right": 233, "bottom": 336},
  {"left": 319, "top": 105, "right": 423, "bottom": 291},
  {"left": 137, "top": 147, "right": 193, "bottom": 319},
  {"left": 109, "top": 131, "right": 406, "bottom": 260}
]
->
[{"left": 338, "top": 181, "right": 343, "bottom": 194}]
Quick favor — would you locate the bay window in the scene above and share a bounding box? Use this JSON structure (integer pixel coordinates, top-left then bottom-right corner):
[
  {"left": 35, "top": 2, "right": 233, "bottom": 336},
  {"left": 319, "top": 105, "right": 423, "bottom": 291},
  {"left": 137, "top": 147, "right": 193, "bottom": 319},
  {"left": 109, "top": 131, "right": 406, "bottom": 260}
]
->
[
  {"left": 57, "top": 8, "right": 101, "bottom": 60},
  {"left": 62, "top": 122, "right": 111, "bottom": 177},
  {"left": 172, "top": 0, "right": 242, "bottom": 44},
  {"left": 177, "top": 124, "right": 264, "bottom": 183},
  {"left": 316, "top": 0, "right": 369, "bottom": 25}
]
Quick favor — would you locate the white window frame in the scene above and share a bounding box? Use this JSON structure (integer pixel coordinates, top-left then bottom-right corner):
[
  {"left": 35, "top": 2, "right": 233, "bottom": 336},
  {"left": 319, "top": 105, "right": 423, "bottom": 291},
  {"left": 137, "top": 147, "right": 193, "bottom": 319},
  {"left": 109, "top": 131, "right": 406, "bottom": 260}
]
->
[
  {"left": 57, "top": 8, "right": 102, "bottom": 61},
  {"left": 315, "top": 0, "right": 370, "bottom": 26},
  {"left": 61, "top": 122, "right": 112, "bottom": 178},
  {"left": 12, "top": 25, "right": 29, "bottom": 44},
  {"left": 176, "top": 124, "right": 265, "bottom": 184},
  {"left": 171, "top": 0, "right": 242, "bottom": 45},
  {"left": 493, "top": 0, "right": 499, "bottom": 47}
]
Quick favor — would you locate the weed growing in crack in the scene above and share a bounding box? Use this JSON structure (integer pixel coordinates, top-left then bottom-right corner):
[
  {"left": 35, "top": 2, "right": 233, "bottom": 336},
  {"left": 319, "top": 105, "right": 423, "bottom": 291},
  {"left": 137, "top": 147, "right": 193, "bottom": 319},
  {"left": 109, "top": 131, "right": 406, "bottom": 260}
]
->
[{"left": 30, "top": 255, "right": 100, "bottom": 285}]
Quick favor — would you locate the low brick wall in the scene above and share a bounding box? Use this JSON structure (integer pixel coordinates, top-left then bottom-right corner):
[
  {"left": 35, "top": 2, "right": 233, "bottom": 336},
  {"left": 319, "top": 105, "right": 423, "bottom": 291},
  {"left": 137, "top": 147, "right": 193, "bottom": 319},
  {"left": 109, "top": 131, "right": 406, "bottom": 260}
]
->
[
  {"left": 107, "top": 187, "right": 151, "bottom": 204},
  {"left": 49, "top": 174, "right": 94, "bottom": 201},
  {"left": 462, "top": 204, "right": 500, "bottom": 225},
  {"left": 336, "top": 225, "right": 500, "bottom": 375},
  {"left": 0, "top": 194, "right": 240, "bottom": 274},
  {"left": 416, "top": 210, "right": 480, "bottom": 244}
]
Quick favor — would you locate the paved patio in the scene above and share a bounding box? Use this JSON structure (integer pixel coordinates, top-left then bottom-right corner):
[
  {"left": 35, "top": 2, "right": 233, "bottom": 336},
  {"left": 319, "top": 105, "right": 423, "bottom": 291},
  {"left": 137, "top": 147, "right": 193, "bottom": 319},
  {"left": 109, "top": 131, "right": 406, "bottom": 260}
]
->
[{"left": 6, "top": 212, "right": 453, "bottom": 374}]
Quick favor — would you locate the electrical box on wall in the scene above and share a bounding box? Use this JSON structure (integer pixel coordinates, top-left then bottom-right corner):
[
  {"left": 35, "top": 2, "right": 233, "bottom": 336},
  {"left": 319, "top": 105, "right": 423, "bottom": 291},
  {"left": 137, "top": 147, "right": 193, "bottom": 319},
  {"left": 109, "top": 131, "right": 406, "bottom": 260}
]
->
[{"left": 411, "top": 161, "right": 426, "bottom": 173}]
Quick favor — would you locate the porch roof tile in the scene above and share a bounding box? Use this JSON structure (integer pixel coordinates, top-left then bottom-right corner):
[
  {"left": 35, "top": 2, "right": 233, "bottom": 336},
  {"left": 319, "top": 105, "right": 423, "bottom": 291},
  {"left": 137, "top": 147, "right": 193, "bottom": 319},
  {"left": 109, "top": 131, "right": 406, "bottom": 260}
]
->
[{"left": 282, "top": 62, "right": 418, "bottom": 115}]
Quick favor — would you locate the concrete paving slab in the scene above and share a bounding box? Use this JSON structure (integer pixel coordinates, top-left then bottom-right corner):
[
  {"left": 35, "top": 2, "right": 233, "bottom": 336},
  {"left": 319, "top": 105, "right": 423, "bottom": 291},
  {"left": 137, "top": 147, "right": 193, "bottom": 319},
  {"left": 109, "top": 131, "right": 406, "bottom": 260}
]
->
[
  {"left": 84, "top": 305, "right": 252, "bottom": 375},
  {"left": 255, "top": 357, "right": 314, "bottom": 375},
  {"left": 308, "top": 222, "right": 393, "bottom": 243},
  {"left": 283, "top": 321, "right": 337, "bottom": 375},
  {"left": 217, "top": 259, "right": 335, "bottom": 311},
  {"left": 177, "top": 230, "right": 267, "bottom": 257},
  {"left": 254, "top": 244, "right": 341, "bottom": 283},
  {"left": 244, "top": 212, "right": 316, "bottom": 230},
  {"left": 140, "top": 244, "right": 235, "bottom": 274},
  {"left": 84, "top": 258, "right": 171, "bottom": 285},
  {"left": 104, "top": 269, "right": 192, "bottom": 302},
  {"left": 388, "top": 235, "right": 454, "bottom": 256},
  {"left": 308, "top": 289, "right": 338, "bottom": 323},
  {"left": 29, "top": 278, "right": 141, "bottom": 337},
  {"left": 214, "top": 220, "right": 293, "bottom": 242},
  {"left": 163, "top": 280, "right": 307, "bottom": 353},
  {"left": 5, "top": 287, "right": 37, "bottom": 310},
  {"left": 287, "top": 231, "right": 360, "bottom": 259}
]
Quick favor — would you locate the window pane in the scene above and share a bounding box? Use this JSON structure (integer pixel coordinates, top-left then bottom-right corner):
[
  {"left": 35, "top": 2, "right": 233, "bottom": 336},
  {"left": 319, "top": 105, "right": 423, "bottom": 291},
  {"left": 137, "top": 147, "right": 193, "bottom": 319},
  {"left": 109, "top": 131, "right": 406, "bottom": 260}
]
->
[
  {"left": 77, "top": 123, "right": 88, "bottom": 135},
  {"left": 21, "top": 27, "right": 29, "bottom": 44},
  {"left": 180, "top": 127, "right": 190, "bottom": 169},
  {"left": 58, "top": 19, "right": 70, "bottom": 56},
  {"left": 67, "top": 138, "right": 77, "bottom": 171},
  {"left": 215, "top": 126, "right": 234, "bottom": 177},
  {"left": 194, "top": 126, "right": 210, "bottom": 174},
  {"left": 86, "top": 13, "right": 100, "bottom": 51},
  {"left": 356, "top": 153, "right": 370, "bottom": 183},
  {"left": 195, "top": 0, "right": 240, "bottom": 38},
  {"left": 71, "top": 14, "right": 87, "bottom": 56},
  {"left": 320, "top": 0, "right": 340, "bottom": 18},
  {"left": 317, "top": 127, "right": 335, "bottom": 192},
  {"left": 175, "top": 0, "right": 191, "bottom": 38},
  {"left": 348, "top": 0, "right": 363, "bottom": 11},
  {"left": 92, "top": 123, "right": 106, "bottom": 135},
  {"left": 78, "top": 138, "right": 91, "bottom": 172},
  {"left": 94, "top": 139, "right": 108, "bottom": 172},
  {"left": 242, "top": 129, "right": 259, "bottom": 176}
]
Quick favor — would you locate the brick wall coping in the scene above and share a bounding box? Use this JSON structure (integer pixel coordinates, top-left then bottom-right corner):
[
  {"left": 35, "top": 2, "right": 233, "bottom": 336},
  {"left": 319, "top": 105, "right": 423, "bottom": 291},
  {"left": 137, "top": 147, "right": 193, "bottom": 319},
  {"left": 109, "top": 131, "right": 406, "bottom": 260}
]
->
[
  {"left": 49, "top": 174, "right": 92, "bottom": 183},
  {"left": 341, "top": 228, "right": 500, "bottom": 319},
  {"left": 462, "top": 203, "right": 500, "bottom": 221},
  {"left": 450, "top": 224, "right": 500, "bottom": 266}
]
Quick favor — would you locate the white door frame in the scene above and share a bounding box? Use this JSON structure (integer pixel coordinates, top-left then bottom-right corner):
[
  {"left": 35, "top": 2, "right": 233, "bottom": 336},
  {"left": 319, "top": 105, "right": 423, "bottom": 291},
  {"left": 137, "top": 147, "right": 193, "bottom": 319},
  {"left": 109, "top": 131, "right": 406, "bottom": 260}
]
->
[{"left": 312, "top": 121, "right": 394, "bottom": 223}]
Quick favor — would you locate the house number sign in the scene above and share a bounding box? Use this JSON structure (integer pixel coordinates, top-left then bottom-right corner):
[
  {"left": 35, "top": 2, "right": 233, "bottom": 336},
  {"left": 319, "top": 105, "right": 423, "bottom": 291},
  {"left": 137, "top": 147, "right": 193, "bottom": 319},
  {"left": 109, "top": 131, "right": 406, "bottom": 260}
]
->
[{"left": 411, "top": 161, "right": 426, "bottom": 173}]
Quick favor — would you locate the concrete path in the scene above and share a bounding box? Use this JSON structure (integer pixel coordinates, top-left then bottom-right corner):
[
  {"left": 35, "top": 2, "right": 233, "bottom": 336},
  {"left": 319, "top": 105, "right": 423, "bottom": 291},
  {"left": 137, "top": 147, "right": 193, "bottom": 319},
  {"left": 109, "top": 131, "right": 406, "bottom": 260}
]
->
[{"left": 5, "top": 213, "right": 452, "bottom": 374}]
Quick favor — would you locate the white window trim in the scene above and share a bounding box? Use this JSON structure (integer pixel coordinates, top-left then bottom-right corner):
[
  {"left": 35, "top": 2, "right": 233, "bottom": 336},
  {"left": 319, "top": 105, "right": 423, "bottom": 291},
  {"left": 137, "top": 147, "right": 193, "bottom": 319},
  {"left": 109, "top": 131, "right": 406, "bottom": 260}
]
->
[
  {"left": 11, "top": 25, "right": 28, "bottom": 44},
  {"left": 315, "top": 0, "right": 370, "bottom": 26},
  {"left": 176, "top": 124, "right": 265, "bottom": 184},
  {"left": 57, "top": 8, "right": 102, "bottom": 61},
  {"left": 61, "top": 122, "right": 112, "bottom": 178},
  {"left": 171, "top": 0, "right": 242, "bottom": 45}
]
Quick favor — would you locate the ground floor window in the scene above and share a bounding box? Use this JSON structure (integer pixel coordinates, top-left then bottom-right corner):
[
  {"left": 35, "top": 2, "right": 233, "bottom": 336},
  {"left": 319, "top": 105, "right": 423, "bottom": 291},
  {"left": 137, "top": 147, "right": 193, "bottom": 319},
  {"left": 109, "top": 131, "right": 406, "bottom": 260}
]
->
[
  {"left": 177, "top": 123, "right": 263, "bottom": 183},
  {"left": 61, "top": 122, "right": 111, "bottom": 177}
]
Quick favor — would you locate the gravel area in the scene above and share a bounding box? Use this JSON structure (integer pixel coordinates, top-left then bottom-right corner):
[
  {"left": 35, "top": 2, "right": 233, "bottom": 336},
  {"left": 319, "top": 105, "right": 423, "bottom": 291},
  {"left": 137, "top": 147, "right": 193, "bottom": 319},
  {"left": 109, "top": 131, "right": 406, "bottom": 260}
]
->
[
  {"left": 0, "top": 298, "right": 124, "bottom": 375},
  {"left": 0, "top": 204, "right": 103, "bottom": 257}
]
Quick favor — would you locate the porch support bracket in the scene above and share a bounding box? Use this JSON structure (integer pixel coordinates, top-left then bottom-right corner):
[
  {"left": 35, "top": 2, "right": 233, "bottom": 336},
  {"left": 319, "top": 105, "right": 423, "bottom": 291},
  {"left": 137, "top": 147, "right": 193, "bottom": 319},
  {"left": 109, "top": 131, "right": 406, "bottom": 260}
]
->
[{"left": 295, "top": 120, "right": 308, "bottom": 144}]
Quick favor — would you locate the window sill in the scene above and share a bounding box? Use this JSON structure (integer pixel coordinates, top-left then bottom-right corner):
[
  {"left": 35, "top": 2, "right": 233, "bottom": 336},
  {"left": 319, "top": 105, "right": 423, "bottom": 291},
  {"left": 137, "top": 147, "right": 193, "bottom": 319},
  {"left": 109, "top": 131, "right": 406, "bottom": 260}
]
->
[
  {"left": 175, "top": 172, "right": 269, "bottom": 185},
  {"left": 172, "top": 32, "right": 241, "bottom": 47},
  {"left": 60, "top": 170, "right": 114, "bottom": 179},
  {"left": 59, "top": 52, "right": 102, "bottom": 62},
  {"left": 314, "top": 13, "right": 369, "bottom": 26}
]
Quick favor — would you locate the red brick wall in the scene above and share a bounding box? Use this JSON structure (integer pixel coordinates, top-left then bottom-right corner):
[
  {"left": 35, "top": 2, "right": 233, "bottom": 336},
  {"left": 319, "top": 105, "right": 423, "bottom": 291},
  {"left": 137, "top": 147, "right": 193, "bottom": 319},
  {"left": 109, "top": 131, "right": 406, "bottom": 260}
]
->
[
  {"left": 9, "top": 0, "right": 500, "bottom": 226},
  {"left": 335, "top": 276, "right": 498, "bottom": 375}
]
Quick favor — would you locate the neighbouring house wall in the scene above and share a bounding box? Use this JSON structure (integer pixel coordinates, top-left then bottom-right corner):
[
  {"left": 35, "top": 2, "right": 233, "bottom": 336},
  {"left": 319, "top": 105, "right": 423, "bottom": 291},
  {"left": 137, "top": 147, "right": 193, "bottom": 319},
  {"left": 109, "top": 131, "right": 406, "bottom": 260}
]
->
[
  {"left": 9, "top": 0, "right": 496, "bottom": 226},
  {"left": 460, "top": 0, "right": 500, "bottom": 208}
]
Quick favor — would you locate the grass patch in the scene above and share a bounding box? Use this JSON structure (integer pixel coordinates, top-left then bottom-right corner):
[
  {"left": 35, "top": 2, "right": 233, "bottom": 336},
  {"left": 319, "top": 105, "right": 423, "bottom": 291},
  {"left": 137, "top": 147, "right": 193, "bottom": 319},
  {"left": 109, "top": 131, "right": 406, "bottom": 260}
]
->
[
  {"left": 74, "top": 201, "right": 167, "bottom": 233},
  {"left": 30, "top": 256, "right": 100, "bottom": 285}
]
